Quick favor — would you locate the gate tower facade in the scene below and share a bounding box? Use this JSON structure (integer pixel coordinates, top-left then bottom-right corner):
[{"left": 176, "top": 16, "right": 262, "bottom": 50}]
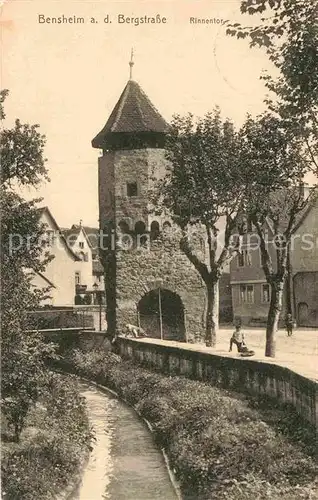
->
[{"left": 92, "top": 63, "right": 206, "bottom": 341}]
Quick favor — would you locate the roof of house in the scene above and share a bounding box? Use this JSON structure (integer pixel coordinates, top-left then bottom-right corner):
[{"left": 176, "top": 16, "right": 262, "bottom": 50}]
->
[
  {"left": 83, "top": 226, "right": 99, "bottom": 250},
  {"left": 61, "top": 227, "right": 81, "bottom": 247},
  {"left": 292, "top": 188, "right": 318, "bottom": 233},
  {"left": 92, "top": 79, "right": 170, "bottom": 148},
  {"left": 37, "top": 207, "right": 80, "bottom": 261},
  {"left": 34, "top": 271, "right": 56, "bottom": 288},
  {"left": 61, "top": 225, "right": 100, "bottom": 252}
]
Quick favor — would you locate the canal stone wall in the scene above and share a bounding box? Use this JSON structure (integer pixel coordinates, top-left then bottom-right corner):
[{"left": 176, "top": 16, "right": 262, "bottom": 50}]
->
[
  {"left": 116, "top": 337, "right": 318, "bottom": 428},
  {"left": 42, "top": 329, "right": 317, "bottom": 428}
]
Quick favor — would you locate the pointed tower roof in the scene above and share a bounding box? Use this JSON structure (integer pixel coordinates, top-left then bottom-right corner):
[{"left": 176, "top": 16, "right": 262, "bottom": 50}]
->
[{"left": 92, "top": 79, "right": 170, "bottom": 150}]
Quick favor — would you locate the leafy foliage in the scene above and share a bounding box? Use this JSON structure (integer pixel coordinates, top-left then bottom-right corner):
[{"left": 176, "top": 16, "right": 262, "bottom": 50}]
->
[
  {"left": 2, "top": 374, "right": 93, "bottom": 500},
  {"left": 155, "top": 109, "right": 246, "bottom": 345},
  {"left": 224, "top": 0, "right": 317, "bottom": 354},
  {"left": 239, "top": 113, "right": 309, "bottom": 215},
  {"left": 1, "top": 90, "right": 54, "bottom": 441},
  {"left": 0, "top": 89, "right": 9, "bottom": 119},
  {"left": 238, "top": 112, "right": 316, "bottom": 356},
  {"left": 1, "top": 90, "right": 49, "bottom": 188},
  {"left": 226, "top": 0, "right": 318, "bottom": 173}
]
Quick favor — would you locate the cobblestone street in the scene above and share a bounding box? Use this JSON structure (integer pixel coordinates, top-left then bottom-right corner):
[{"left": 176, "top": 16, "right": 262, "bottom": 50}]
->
[
  {"left": 143, "top": 327, "right": 318, "bottom": 381},
  {"left": 212, "top": 327, "right": 318, "bottom": 380}
]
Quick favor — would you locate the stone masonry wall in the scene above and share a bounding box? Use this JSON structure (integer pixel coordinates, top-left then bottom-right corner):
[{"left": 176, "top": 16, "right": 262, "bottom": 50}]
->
[
  {"left": 116, "top": 234, "right": 206, "bottom": 342},
  {"left": 114, "top": 149, "right": 149, "bottom": 226},
  {"left": 117, "top": 337, "right": 318, "bottom": 428}
]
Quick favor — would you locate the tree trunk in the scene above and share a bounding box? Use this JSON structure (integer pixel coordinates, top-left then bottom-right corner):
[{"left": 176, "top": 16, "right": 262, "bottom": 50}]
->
[
  {"left": 14, "top": 422, "right": 21, "bottom": 443},
  {"left": 102, "top": 249, "right": 117, "bottom": 339},
  {"left": 205, "top": 279, "right": 219, "bottom": 347},
  {"left": 265, "top": 282, "right": 284, "bottom": 357},
  {"left": 286, "top": 247, "right": 292, "bottom": 315}
]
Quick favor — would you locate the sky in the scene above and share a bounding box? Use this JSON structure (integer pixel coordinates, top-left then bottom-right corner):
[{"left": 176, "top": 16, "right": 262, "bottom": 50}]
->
[{"left": 1, "top": 0, "right": 276, "bottom": 227}]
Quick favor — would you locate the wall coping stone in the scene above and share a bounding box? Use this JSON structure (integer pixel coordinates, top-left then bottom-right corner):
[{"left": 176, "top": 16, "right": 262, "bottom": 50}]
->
[{"left": 119, "top": 337, "right": 318, "bottom": 382}]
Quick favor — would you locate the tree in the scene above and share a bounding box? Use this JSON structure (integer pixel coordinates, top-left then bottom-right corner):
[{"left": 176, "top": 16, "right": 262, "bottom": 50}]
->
[
  {"left": 155, "top": 109, "right": 245, "bottom": 346},
  {"left": 1, "top": 90, "right": 54, "bottom": 441},
  {"left": 239, "top": 113, "right": 315, "bottom": 357},
  {"left": 1, "top": 95, "right": 49, "bottom": 187},
  {"left": 226, "top": 0, "right": 318, "bottom": 173}
]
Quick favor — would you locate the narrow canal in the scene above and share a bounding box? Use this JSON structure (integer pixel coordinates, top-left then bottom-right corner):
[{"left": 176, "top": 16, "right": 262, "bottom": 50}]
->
[{"left": 72, "top": 381, "right": 179, "bottom": 500}]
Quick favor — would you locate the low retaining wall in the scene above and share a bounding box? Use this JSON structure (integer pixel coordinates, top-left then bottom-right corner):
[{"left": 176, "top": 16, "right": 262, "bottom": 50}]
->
[
  {"left": 41, "top": 329, "right": 110, "bottom": 353},
  {"left": 117, "top": 337, "right": 317, "bottom": 428}
]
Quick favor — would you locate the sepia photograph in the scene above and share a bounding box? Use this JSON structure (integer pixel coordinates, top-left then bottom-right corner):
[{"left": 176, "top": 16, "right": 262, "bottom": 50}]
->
[{"left": 1, "top": 0, "right": 317, "bottom": 498}]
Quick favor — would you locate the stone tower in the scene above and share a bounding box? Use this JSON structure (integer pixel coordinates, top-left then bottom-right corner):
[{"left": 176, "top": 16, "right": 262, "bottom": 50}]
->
[{"left": 92, "top": 66, "right": 206, "bottom": 342}]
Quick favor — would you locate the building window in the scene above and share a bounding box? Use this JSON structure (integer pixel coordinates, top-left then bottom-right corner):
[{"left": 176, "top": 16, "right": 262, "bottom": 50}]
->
[
  {"left": 262, "top": 283, "right": 270, "bottom": 303},
  {"left": 238, "top": 249, "right": 252, "bottom": 267},
  {"left": 79, "top": 241, "right": 84, "bottom": 249},
  {"left": 127, "top": 182, "right": 138, "bottom": 197},
  {"left": 75, "top": 272, "right": 81, "bottom": 285},
  {"left": 46, "top": 230, "right": 56, "bottom": 245},
  {"left": 238, "top": 252, "right": 244, "bottom": 267},
  {"left": 240, "top": 284, "right": 254, "bottom": 304}
]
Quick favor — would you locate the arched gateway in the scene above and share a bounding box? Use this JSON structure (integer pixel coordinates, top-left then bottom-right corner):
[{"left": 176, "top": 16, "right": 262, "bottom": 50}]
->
[{"left": 137, "top": 288, "right": 185, "bottom": 341}]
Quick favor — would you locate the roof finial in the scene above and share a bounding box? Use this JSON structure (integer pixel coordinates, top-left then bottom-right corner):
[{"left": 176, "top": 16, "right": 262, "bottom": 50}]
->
[{"left": 129, "top": 48, "right": 134, "bottom": 80}]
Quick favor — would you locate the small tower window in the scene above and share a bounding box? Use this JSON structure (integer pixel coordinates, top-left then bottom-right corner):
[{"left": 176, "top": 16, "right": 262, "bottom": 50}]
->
[
  {"left": 135, "top": 221, "right": 146, "bottom": 235},
  {"left": 127, "top": 182, "right": 138, "bottom": 197},
  {"left": 118, "top": 220, "right": 130, "bottom": 234},
  {"left": 135, "top": 221, "right": 148, "bottom": 248},
  {"left": 150, "top": 220, "right": 160, "bottom": 240}
]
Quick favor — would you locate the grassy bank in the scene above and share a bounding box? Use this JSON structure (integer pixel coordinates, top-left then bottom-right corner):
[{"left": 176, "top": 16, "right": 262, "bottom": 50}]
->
[
  {"left": 60, "top": 347, "right": 317, "bottom": 500},
  {"left": 1, "top": 373, "right": 93, "bottom": 500}
]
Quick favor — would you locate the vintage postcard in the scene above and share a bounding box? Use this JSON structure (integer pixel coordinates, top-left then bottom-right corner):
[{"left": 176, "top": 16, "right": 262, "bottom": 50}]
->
[{"left": 1, "top": 0, "right": 317, "bottom": 498}]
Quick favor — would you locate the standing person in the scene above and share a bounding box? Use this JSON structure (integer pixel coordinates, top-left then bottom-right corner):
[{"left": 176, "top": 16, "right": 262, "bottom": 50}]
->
[
  {"left": 229, "top": 324, "right": 245, "bottom": 352},
  {"left": 285, "top": 313, "right": 293, "bottom": 336}
]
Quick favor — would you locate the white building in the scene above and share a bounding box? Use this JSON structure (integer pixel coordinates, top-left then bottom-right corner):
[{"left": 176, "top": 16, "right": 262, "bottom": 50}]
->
[
  {"left": 62, "top": 223, "right": 105, "bottom": 299},
  {"left": 30, "top": 207, "right": 106, "bottom": 310},
  {"left": 31, "top": 207, "right": 80, "bottom": 307}
]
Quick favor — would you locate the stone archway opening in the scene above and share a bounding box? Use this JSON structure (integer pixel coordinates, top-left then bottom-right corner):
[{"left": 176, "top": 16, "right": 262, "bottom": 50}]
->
[{"left": 137, "top": 288, "right": 185, "bottom": 341}]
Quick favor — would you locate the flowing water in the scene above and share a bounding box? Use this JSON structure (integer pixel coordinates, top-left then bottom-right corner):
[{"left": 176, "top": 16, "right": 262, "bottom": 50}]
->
[{"left": 71, "top": 382, "right": 179, "bottom": 500}]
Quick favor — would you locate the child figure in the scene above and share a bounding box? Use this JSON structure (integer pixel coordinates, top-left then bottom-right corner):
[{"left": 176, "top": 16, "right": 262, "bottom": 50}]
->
[
  {"left": 285, "top": 313, "right": 293, "bottom": 336},
  {"left": 229, "top": 324, "right": 245, "bottom": 353}
]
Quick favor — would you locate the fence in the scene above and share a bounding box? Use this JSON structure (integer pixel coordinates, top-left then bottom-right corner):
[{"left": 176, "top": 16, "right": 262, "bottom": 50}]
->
[{"left": 26, "top": 308, "right": 95, "bottom": 330}]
